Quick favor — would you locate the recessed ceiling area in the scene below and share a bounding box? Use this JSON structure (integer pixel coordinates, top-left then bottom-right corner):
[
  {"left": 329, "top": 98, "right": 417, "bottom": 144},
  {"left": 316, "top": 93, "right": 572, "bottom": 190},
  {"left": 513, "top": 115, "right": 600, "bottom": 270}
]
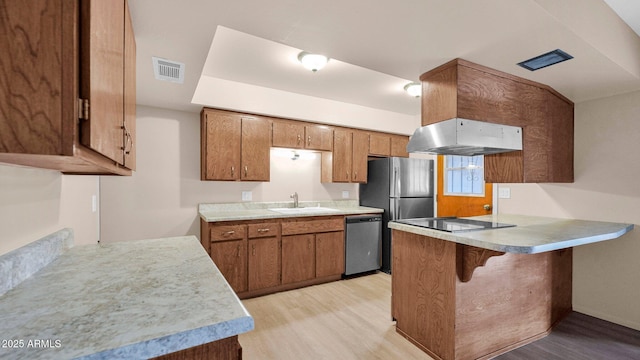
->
[{"left": 129, "top": 0, "right": 640, "bottom": 130}]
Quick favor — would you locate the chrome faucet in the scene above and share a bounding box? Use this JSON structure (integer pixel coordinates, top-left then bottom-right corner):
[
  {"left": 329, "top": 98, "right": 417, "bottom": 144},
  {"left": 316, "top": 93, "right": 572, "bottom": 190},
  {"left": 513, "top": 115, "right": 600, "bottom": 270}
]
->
[{"left": 290, "top": 192, "right": 299, "bottom": 208}]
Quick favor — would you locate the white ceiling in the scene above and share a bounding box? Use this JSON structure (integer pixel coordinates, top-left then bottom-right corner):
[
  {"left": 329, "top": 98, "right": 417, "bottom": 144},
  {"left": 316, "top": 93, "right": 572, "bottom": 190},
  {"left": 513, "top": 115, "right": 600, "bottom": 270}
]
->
[{"left": 129, "top": 0, "right": 640, "bottom": 119}]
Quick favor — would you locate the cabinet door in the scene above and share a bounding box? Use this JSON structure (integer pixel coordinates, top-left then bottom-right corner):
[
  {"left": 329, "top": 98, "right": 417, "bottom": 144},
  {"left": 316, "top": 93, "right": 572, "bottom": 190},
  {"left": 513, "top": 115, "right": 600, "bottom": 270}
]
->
[
  {"left": 305, "top": 125, "right": 333, "bottom": 151},
  {"left": 122, "top": 2, "right": 136, "bottom": 170},
  {"left": 369, "top": 133, "right": 390, "bottom": 156},
  {"left": 248, "top": 237, "right": 281, "bottom": 291},
  {"left": 332, "top": 129, "right": 352, "bottom": 182},
  {"left": 272, "top": 121, "right": 304, "bottom": 149},
  {"left": 210, "top": 240, "right": 247, "bottom": 293},
  {"left": 352, "top": 131, "right": 368, "bottom": 183},
  {"left": 202, "top": 110, "right": 241, "bottom": 180},
  {"left": 281, "top": 234, "right": 315, "bottom": 284},
  {"left": 315, "top": 231, "right": 345, "bottom": 278},
  {"left": 390, "top": 135, "right": 410, "bottom": 158},
  {"left": 80, "top": 0, "right": 125, "bottom": 164},
  {"left": 241, "top": 117, "right": 270, "bottom": 181}
]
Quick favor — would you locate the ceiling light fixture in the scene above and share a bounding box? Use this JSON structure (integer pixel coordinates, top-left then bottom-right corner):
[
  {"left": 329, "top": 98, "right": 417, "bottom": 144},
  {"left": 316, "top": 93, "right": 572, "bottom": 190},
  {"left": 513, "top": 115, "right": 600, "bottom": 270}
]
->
[
  {"left": 517, "top": 49, "right": 573, "bottom": 71},
  {"left": 297, "top": 52, "right": 329, "bottom": 72},
  {"left": 404, "top": 82, "right": 421, "bottom": 97}
]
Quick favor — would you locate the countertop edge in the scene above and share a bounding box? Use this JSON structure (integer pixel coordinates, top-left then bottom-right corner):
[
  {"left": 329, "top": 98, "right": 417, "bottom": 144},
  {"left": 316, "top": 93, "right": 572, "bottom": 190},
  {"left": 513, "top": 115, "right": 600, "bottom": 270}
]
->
[
  {"left": 199, "top": 206, "right": 383, "bottom": 222},
  {"left": 388, "top": 217, "right": 634, "bottom": 254}
]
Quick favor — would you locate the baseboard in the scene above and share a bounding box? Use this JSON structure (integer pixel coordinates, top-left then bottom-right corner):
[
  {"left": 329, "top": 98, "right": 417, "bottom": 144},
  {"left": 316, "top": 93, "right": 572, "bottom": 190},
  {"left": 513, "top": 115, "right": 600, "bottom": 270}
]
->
[{"left": 573, "top": 305, "right": 640, "bottom": 331}]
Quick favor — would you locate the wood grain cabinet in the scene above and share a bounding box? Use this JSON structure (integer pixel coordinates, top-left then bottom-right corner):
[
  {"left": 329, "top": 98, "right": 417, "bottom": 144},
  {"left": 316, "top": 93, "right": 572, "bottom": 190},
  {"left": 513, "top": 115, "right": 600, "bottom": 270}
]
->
[
  {"left": 209, "top": 224, "right": 248, "bottom": 294},
  {"left": 390, "top": 135, "right": 410, "bottom": 158},
  {"left": 201, "top": 108, "right": 270, "bottom": 181},
  {"left": 369, "top": 133, "right": 391, "bottom": 156},
  {"left": 321, "top": 129, "right": 368, "bottom": 183},
  {"left": 420, "top": 58, "right": 574, "bottom": 183},
  {"left": 247, "top": 223, "right": 281, "bottom": 291},
  {"left": 0, "top": 0, "right": 136, "bottom": 175},
  {"left": 281, "top": 217, "right": 345, "bottom": 283},
  {"left": 272, "top": 121, "right": 333, "bottom": 151}
]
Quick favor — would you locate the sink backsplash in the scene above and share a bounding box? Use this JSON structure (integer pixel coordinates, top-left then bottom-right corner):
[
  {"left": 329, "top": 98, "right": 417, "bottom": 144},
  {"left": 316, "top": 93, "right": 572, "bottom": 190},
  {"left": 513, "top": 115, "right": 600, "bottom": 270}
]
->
[{"left": 199, "top": 199, "right": 360, "bottom": 213}]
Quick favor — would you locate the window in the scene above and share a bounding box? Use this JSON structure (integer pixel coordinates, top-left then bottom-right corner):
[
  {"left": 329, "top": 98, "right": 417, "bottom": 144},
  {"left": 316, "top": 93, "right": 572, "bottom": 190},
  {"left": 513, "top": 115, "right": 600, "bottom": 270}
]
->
[{"left": 444, "top": 155, "right": 485, "bottom": 196}]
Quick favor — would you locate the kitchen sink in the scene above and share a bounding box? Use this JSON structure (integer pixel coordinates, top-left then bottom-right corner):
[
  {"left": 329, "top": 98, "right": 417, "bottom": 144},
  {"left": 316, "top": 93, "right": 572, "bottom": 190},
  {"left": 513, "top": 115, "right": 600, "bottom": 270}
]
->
[{"left": 268, "top": 207, "right": 340, "bottom": 214}]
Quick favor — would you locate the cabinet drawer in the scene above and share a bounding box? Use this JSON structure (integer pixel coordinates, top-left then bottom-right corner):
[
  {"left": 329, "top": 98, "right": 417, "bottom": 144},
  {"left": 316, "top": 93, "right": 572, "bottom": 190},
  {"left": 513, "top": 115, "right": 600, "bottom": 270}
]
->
[
  {"left": 211, "top": 225, "right": 246, "bottom": 241},
  {"left": 247, "top": 223, "right": 280, "bottom": 238},
  {"left": 281, "top": 217, "right": 344, "bottom": 235}
]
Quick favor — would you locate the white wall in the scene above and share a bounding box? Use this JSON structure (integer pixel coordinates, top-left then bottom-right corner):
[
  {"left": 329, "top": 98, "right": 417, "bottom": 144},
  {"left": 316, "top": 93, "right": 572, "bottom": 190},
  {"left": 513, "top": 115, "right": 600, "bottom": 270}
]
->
[
  {"left": 0, "top": 164, "right": 99, "bottom": 255},
  {"left": 498, "top": 89, "right": 640, "bottom": 330},
  {"left": 99, "top": 106, "right": 366, "bottom": 243}
]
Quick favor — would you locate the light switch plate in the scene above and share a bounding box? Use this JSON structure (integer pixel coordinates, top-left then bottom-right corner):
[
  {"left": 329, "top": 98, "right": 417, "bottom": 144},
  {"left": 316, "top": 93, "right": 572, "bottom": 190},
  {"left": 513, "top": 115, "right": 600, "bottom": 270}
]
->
[
  {"left": 342, "top": 191, "right": 350, "bottom": 199},
  {"left": 498, "top": 187, "right": 511, "bottom": 199},
  {"left": 241, "top": 191, "right": 252, "bottom": 201}
]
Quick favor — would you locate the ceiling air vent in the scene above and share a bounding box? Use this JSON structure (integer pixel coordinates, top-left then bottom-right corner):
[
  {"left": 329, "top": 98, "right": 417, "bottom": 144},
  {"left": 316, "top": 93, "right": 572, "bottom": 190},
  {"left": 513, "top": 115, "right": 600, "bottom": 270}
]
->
[
  {"left": 152, "top": 57, "right": 185, "bottom": 83},
  {"left": 517, "top": 49, "right": 573, "bottom": 71}
]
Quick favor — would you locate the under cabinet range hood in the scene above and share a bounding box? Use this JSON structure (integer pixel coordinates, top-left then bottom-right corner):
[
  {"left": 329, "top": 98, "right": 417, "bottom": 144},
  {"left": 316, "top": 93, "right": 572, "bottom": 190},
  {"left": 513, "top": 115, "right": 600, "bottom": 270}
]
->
[{"left": 407, "top": 118, "right": 523, "bottom": 156}]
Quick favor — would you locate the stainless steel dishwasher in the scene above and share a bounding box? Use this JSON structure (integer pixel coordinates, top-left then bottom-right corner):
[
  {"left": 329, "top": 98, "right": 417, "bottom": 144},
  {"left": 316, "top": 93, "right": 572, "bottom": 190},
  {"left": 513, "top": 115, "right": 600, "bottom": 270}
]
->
[{"left": 345, "top": 215, "right": 382, "bottom": 276}]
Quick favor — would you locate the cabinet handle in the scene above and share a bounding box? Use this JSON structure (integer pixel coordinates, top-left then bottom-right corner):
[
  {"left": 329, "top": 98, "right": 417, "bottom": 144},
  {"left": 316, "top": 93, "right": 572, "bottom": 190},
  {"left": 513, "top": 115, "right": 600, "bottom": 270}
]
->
[
  {"left": 252, "top": 244, "right": 256, "bottom": 256},
  {"left": 297, "top": 134, "right": 302, "bottom": 144},
  {"left": 231, "top": 166, "right": 235, "bottom": 177},
  {"left": 257, "top": 228, "right": 270, "bottom": 233},
  {"left": 346, "top": 171, "right": 349, "bottom": 180},
  {"left": 121, "top": 125, "right": 133, "bottom": 155},
  {"left": 354, "top": 171, "right": 357, "bottom": 179},
  {"left": 307, "top": 135, "right": 311, "bottom": 146},
  {"left": 308, "top": 239, "right": 311, "bottom": 250},
  {"left": 223, "top": 230, "right": 235, "bottom": 236},
  {"left": 244, "top": 166, "right": 248, "bottom": 177},
  {"left": 236, "top": 244, "right": 241, "bottom": 257}
]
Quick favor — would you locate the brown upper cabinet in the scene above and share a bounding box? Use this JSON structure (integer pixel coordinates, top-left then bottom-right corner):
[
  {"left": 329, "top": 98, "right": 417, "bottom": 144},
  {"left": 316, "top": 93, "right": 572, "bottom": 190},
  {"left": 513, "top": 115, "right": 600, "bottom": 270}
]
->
[
  {"left": 0, "top": 0, "right": 136, "bottom": 175},
  {"left": 321, "top": 129, "right": 368, "bottom": 183},
  {"left": 390, "top": 135, "right": 410, "bottom": 158},
  {"left": 420, "top": 59, "right": 574, "bottom": 183},
  {"left": 201, "top": 108, "right": 270, "bottom": 181},
  {"left": 369, "top": 133, "right": 391, "bottom": 157},
  {"left": 272, "top": 121, "right": 333, "bottom": 151}
]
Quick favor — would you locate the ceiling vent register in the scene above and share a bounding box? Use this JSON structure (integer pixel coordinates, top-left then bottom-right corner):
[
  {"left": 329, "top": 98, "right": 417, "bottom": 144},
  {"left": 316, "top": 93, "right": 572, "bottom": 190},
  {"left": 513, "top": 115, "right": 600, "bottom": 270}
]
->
[{"left": 152, "top": 57, "right": 185, "bottom": 83}]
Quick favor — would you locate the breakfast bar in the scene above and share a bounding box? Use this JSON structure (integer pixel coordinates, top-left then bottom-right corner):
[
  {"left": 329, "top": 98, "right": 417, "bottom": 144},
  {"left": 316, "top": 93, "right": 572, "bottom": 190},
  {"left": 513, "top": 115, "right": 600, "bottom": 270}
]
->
[{"left": 388, "top": 214, "right": 633, "bottom": 360}]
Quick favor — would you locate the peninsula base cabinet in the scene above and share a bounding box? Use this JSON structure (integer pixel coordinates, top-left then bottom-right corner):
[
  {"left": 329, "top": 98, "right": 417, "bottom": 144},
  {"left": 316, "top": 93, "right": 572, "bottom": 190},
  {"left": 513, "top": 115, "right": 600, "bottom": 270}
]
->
[
  {"left": 151, "top": 335, "right": 242, "bottom": 360},
  {"left": 201, "top": 216, "right": 347, "bottom": 299},
  {"left": 391, "top": 230, "right": 572, "bottom": 360}
]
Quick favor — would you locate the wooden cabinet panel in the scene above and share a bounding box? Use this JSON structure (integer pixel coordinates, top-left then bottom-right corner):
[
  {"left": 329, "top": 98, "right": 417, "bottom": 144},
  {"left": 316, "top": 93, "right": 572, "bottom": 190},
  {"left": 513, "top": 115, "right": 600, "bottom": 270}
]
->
[
  {"left": 390, "top": 135, "right": 409, "bottom": 158},
  {"left": 305, "top": 125, "right": 333, "bottom": 151},
  {"left": 123, "top": 2, "right": 136, "bottom": 170},
  {"left": 210, "top": 240, "right": 247, "bottom": 293},
  {"left": 281, "top": 217, "right": 344, "bottom": 236},
  {"left": 151, "top": 335, "right": 242, "bottom": 360},
  {"left": 369, "top": 133, "right": 390, "bottom": 156},
  {"left": 352, "top": 131, "right": 368, "bottom": 183},
  {"left": 80, "top": 0, "right": 125, "bottom": 164},
  {"left": 202, "top": 110, "right": 241, "bottom": 180},
  {"left": 248, "top": 236, "right": 281, "bottom": 291},
  {"left": 247, "top": 222, "right": 279, "bottom": 238},
  {"left": 331, "top": 129, "right": 352, "bottom": 182},
  {"left": 0, "top": 0, "right": 135, "bottom": 175},
  {"left": 315, "top": 231, "right": 345, "bottom": 277},
  {"left": 281, "top": 234, "right": 315, "bottom": 284},
  {"left": 241, "top": 117, "right": 270, "bottom": 181},
  {"left": 420, "top": 59, "right": 574, "bottom": 183},
  {"left": 272, "top": 121, "right": 304, "bottom": 149},
  {"left": 211, "top": 224, "right": 246, "bottom": 242}
]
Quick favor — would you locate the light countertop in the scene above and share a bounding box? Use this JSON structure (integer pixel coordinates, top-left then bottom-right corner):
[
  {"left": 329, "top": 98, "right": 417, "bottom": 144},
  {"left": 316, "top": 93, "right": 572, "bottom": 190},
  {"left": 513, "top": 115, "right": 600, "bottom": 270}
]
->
[
  {"left": 199, "top": 200, "right": 383, "bottom": 222},
  {"left": 0, "top": 236, "right": 254, "bottom": 359},
  {"left": 388, "top": 214, "right": 634, "bottom": 254}
]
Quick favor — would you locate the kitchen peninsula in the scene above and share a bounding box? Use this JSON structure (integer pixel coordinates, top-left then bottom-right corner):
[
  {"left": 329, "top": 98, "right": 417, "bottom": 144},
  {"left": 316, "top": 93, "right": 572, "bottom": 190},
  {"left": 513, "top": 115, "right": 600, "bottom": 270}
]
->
[{"left": 388, "top": 214, "right": 633, "bottom": 360}]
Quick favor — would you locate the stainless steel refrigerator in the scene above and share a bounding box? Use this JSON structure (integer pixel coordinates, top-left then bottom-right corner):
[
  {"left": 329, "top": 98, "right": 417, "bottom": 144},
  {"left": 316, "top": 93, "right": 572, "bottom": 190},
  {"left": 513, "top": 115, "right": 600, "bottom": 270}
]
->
[{"left": 359, "top": 157, "right": 434, "bottom": 273}]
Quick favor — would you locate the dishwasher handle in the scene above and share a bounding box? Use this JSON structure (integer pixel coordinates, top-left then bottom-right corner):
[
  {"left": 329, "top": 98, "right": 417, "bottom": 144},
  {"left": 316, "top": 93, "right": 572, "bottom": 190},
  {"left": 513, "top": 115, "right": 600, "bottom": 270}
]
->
[{"left": 345, "top": 216, "right": 382, "bottom": 224}]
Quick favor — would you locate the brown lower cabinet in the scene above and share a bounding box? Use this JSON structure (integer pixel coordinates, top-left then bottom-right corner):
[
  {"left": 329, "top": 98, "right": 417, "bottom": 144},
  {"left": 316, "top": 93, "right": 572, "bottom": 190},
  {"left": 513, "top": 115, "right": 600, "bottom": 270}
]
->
[
  {"left": 201, "top": 215, "right": 348, "bottom": 299},
  {"left": 150, "top": 335, "right": 242, "bottom": 360}
]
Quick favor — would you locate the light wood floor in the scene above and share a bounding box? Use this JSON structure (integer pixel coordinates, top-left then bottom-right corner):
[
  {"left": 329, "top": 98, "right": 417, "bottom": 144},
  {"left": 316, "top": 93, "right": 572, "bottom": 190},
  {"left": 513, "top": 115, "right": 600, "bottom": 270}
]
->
[{"left": 238, "top": 272, "right": 431, "bottom": 360}]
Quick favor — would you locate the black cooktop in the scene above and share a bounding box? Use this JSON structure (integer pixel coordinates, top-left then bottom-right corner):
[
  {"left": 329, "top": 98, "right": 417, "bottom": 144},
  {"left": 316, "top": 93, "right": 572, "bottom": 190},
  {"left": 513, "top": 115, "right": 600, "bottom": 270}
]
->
[{"left": 395, "top": 217, "right": 516, "bottom": 233}]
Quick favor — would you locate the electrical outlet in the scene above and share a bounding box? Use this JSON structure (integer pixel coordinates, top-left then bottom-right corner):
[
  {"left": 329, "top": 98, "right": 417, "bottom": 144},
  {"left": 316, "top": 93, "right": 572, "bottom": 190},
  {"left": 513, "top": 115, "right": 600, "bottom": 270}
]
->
[
  {"left": 342, "top": 191, "right": 350, "bottom": 199},
  {"left": 241, "top": 191, "right": 252, "bottom": 201},
  {"left": 498, "top": 187, "right": 511, "bottom": 199}
]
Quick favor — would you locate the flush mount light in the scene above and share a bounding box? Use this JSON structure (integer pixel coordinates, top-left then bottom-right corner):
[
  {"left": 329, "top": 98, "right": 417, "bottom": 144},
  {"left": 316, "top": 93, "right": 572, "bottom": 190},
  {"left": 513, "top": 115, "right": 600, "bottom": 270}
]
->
[
  {"left": 517, "top": 49, "right": 573, "bottom": 71},
  {"left": 297, "top": 52, "right": 329, "bottom": 72},
  {"left": 403, "top": 82, "right": 421, "bottom": 97}
]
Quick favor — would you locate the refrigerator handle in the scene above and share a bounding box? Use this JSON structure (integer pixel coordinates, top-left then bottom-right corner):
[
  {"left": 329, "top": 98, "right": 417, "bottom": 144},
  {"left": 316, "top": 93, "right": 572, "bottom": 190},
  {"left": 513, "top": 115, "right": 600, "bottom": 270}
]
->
[{"left": 393, "top": 165, "right": 399, "bottom": 198}]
